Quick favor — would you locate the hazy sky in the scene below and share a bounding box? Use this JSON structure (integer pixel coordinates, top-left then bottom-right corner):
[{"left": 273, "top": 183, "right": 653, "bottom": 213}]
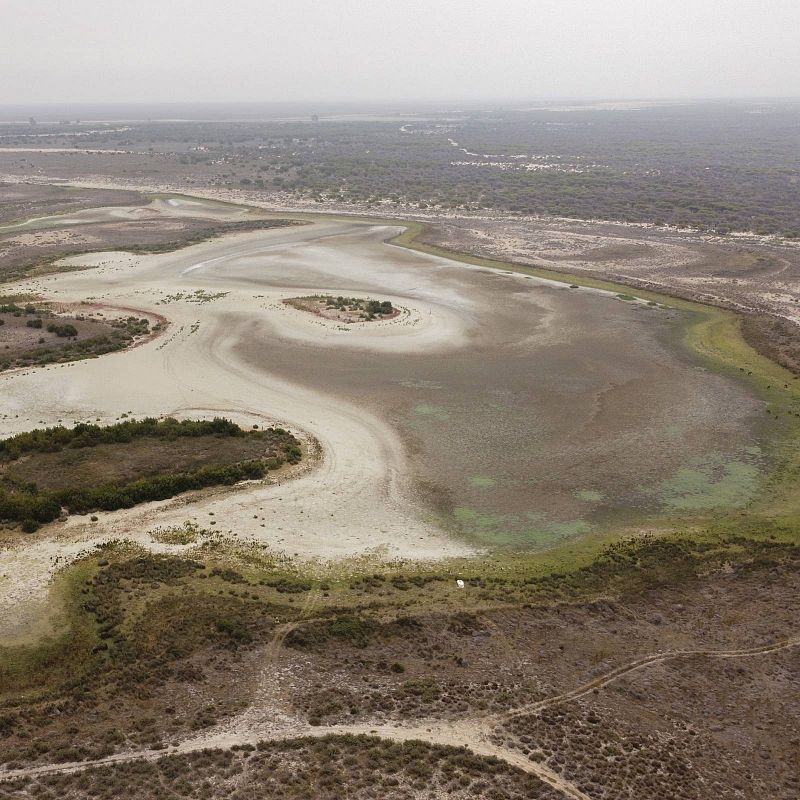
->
[{"left": 2, "top": 0, "right": 799, "bottom": 104}]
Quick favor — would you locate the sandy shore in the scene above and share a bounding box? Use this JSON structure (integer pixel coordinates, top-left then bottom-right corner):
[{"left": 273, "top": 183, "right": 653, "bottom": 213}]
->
[{"left": 0, "top": 219, "right": 481, "bottom": 636}]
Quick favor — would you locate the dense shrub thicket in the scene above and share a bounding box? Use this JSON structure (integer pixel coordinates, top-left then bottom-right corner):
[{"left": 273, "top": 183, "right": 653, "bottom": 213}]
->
[
  {"left": 46, "top": 322, "right": 78, "bottom": 338},
  {"left": 0, "top": 417, "right": 301, "bottom": 529},
  {"left": 322, "top": 296, "right": 393, "bottom": 315},
  {"left": 0, "top": 460, "right": 268, "bottom": 526},
  {"left": 0, "top": 417, "right": 244, "bottom": 460}
]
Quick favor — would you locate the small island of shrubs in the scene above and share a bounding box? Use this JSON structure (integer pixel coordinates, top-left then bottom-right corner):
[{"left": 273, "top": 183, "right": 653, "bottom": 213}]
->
[
  {"left": 0, "top": 417, "right": 302, "bottom": 532},
  {"left": 284, "top": 295, "right": 398, "bottom": 323},
  {"left": 0, "top": 300, "right": 156, "bottom": 371}
]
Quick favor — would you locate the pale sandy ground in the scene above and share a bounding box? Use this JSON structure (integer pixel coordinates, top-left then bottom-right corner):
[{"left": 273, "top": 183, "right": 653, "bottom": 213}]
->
[
  {"left": 0, "top": 219, "right": 483, "bottom": 637},
  {"left": 7, "top": 173, "right": 795, "bottom": 327}
]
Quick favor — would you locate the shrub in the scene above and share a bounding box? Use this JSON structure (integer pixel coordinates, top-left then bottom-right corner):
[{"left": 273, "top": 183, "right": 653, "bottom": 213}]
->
[
  {"left": 46, "top": 322, "right": 78, "bottom": 337},
  {"left": 0, "top": 418, "right": 302, "bottom": 526}
]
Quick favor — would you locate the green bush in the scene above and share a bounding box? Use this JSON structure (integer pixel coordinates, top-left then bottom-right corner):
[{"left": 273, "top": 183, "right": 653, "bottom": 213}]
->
[
  {"left": 47, "top": 322, "right": 78, "bottom": 337},
  {"left": 0, "top": 418, "right": 302, "bottom": 526},
  {"left": 0, "top": 416, "right": 244, "bottom": 460}
]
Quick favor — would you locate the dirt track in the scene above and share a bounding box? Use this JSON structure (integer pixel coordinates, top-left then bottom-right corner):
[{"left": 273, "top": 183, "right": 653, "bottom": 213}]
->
[{"left": 2, "top": 634, "right": 796, "bottom": 800}]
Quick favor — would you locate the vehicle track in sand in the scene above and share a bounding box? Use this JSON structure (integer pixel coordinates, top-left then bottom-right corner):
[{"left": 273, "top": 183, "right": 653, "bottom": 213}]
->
[
  {"left": 2, "top": 634, "right": 796, "bottom": 800},
  {"left": 498, "top": 633, "right": 800, "bottom": 724}
]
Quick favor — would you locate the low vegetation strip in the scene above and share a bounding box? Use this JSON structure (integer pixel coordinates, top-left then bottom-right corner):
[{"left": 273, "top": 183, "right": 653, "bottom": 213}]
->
[
  {"left": 0, "top": 300, "right": 155, "bottom": 371},
  {"left": 0, "top": 416, "right": 245, "bottom": 459},
  {"left": 0, "top": 530, "right": 796, "bottom": 780},
  {"left": 0, "top": 417, "right": 301, "bottom": 530}
]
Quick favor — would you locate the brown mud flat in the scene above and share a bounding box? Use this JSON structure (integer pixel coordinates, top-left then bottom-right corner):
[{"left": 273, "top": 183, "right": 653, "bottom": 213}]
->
[
  {"left": 417, "top": 217, "right": 800, "bottom": 375},
  {"left": 229, "top": 224, "right": 764, "bottom": 544}
]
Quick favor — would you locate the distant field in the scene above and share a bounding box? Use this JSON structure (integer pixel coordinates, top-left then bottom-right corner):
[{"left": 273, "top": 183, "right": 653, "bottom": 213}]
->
[{"left": 1, "top": 101, "right": 798, "bottom": 235}]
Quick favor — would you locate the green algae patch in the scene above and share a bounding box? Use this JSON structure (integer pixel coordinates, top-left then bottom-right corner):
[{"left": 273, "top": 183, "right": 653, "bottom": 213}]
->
[
  {"left": 413, "top": 403, "right": 450, "bottom": 421},
  {"left": 525, "top": 512, "right": 593, "bottom": 542},
  {"left": 468, "top": 475, "right": 497, "bottom": 489},
  {"left": 454, "top": 506, "right": 509, "bottom": 532},
  {"left": 574, "top": 489, "right": 605, "bottom": 503},
  {"left": 543, "top": 518, "right": 593, "bottom": 538},
  {"left": 453, "top": 506, "right": 592, "bottom": 547},
  {"left": 658, "top": 459, "right": 760, "bottom": 511}
]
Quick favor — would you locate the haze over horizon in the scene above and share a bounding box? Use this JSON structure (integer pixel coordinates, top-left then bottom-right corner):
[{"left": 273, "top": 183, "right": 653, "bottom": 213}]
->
[{"left": 3, "top": 0, "right": 799, "bottom": 106}]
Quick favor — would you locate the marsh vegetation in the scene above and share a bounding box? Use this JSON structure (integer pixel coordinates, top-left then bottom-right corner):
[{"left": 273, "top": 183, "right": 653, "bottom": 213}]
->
[{"left": 0, "top": 418, "right": 301, "bottom": 530}]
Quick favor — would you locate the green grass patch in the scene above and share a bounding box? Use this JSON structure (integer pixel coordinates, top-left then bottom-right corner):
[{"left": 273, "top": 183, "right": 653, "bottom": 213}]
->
[
  {"left": 657, "top": 459, "right": 761, "bottom": 511},
  {"left": 413, "top": 403, "right": 450, "bottom": 421},
  {"left": 467, "top": 475, "right": 497, "bottom": 489}
]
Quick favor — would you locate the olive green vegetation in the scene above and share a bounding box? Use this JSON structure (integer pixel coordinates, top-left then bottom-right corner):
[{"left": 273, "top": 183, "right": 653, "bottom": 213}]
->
[
  {"left": 0, "top": 418, "right": 302, "bottom": 530},
  {"left": 1, "top": 522, "right": 797, "bottom": 712}
]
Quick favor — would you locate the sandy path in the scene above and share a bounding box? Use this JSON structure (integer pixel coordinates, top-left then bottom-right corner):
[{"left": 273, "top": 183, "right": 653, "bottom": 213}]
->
[
  {"left": 0, "top": 220, "right": 477, "bottom": 637},
  {"left": 3, "top": 636, "right": 797, "bottom": 798}
]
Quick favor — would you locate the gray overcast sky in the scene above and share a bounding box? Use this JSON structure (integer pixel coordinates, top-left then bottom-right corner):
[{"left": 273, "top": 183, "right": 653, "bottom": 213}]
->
[{"left": 2, "top": 0, "right": 799, "bottom": 104}]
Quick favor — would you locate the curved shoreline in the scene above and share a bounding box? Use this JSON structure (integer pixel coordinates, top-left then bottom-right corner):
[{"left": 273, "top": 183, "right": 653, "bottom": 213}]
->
[{"left": 0, "top": 195, "right": 795, "bottom": 639}]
